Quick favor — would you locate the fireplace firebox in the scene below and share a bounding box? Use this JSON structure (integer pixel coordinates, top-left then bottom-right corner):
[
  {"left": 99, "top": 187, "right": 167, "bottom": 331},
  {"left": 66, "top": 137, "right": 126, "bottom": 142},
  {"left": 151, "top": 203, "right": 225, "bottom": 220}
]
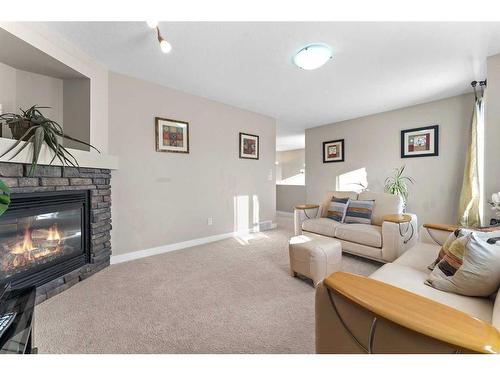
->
[{"left": 0, "top": 191, "right": 90, "bottom": 289}]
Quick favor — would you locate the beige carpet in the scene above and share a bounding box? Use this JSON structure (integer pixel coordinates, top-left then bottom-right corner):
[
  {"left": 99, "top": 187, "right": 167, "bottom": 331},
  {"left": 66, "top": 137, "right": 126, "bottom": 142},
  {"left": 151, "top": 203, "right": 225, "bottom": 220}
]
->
[{"left": 35, "top": 215, "right": 380, "bottom": 353}]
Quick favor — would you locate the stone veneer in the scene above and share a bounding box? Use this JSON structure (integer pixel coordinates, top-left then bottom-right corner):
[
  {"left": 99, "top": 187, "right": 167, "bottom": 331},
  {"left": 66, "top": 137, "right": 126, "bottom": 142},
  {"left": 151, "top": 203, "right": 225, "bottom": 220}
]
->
[{"left": 0, "top": 162, "right": 112, "bottom": 304}]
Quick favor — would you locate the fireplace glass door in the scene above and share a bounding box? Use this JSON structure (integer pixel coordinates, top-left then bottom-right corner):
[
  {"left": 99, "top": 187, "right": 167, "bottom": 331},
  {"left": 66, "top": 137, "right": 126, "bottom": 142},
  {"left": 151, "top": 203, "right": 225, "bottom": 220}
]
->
[{"left": 0, "top": 191, "right": 89, "bottom": 288}]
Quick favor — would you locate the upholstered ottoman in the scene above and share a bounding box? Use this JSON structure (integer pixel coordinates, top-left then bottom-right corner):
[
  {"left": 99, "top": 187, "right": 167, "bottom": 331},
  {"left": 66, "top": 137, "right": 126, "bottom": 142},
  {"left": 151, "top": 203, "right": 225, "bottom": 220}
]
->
[{"left": 289, "top": 233, "right": 342, "bottom": 286}]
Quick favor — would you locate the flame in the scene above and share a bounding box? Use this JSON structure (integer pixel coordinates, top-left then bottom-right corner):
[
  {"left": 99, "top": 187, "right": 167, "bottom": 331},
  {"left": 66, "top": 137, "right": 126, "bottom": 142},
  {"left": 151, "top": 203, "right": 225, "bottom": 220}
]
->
[
  {"left": 10, "top": 228, "right": 35, "bottom": 254},
  {"left": 47, "top": 224, "right": 61, "bottom": 242},
  {"left": 3, "top": 224, "right": 64, "bottom": 272}
]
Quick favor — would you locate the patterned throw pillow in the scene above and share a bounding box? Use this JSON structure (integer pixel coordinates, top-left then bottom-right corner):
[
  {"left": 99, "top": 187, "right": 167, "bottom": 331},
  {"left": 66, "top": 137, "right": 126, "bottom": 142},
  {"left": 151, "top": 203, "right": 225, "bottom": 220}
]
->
[
  {"left": 428, "top": 229, "right": 471, "bottom": 270},
  {"left": 344, "top": 200, "right": 374, "bottom": 225},
  {"left": 326, "top": 197, "right": 350, "bottom": 222},
  {"left": 426, "top": 231, "right": 500, "bottom": 297}
]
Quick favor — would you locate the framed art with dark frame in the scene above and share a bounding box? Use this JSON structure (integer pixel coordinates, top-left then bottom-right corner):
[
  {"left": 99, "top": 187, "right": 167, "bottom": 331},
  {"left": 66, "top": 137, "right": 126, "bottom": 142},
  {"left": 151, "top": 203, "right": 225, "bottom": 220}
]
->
[
  {"left": 323, "top": 139, "right": 345, "bottom": 163},
  {"left": 400, "top": 125, "right": 439, "bottom": 158},
  {"left": 155, "top": 117, "right": 190, "bottom": 154},
  {"left": 239, "top": 132, "right": 259, "bottom": 160}
]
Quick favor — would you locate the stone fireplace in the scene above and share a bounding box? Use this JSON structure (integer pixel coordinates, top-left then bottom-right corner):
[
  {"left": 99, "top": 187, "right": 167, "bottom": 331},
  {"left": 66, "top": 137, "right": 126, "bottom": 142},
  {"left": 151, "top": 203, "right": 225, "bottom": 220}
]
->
[{"left": 0, "top": 162, "right": 111, "bottom": 304}]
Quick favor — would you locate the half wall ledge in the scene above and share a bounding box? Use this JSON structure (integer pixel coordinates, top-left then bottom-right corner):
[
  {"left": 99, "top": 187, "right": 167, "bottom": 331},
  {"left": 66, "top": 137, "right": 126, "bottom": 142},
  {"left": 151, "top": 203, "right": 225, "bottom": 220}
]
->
[{"left": 0, "top": 138, "right": 119, "bottom": 170}]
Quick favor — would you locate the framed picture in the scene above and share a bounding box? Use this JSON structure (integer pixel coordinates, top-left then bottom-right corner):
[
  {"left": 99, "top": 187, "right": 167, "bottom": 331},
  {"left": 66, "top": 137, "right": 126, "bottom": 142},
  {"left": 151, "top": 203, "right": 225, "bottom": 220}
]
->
[
  {"left": 323, "top": 139, "right": 345, "bottom": 163},
  {"left": 155, "top": 117, "right": 189, "bottom": 154},
  {"left": 401, "top": 125, "right": 439, "bottom": 158},
  {"left": 239, "top": 132, "right": 259, "bottom": 160}
]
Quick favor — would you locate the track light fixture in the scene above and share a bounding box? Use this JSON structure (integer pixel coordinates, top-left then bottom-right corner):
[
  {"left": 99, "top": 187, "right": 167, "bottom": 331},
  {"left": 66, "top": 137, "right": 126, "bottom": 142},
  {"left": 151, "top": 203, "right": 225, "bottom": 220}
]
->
[{"left": 146, "top": 21, "right": 172, "bottom": 54}]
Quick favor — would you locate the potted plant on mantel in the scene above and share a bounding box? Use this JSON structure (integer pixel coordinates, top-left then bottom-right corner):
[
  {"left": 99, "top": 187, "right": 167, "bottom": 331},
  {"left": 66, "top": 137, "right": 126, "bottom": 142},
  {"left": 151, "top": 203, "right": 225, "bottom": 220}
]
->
[
  {"left": 384, "top": 165, "right": 415, "bottom": 211},
  {"left": 0, "top": 179, "right": 10, "bottom": 217},
  {"left": 0, "top": 105, "right": 99, "bottom": 176}
]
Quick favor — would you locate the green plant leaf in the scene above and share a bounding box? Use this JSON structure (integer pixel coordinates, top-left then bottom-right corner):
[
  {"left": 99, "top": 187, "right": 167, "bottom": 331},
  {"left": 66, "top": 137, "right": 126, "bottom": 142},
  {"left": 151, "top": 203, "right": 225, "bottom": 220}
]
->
[{"left": 0, "top": 179, "right": 11, "bottom": 216}]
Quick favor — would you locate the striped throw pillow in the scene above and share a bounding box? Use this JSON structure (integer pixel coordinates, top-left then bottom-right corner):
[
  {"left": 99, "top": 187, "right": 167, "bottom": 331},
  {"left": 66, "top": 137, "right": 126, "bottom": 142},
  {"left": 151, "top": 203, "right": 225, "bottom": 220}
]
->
[
  {"left": 326, "top": 197, "right": 350, "bottom": 222},
  {"left": 344, "top": 200, "right": 374, "bottom": 224}
]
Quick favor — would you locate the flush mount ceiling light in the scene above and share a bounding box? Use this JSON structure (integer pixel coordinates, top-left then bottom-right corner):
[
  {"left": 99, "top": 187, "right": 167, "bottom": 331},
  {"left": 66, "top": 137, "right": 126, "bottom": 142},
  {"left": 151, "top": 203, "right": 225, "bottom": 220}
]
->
[
  {"left": 293, "top": 43, "right": 333, "bottom": 70},
  {"left": 146, "top": 21, "right": 172, "bottom": 54}
]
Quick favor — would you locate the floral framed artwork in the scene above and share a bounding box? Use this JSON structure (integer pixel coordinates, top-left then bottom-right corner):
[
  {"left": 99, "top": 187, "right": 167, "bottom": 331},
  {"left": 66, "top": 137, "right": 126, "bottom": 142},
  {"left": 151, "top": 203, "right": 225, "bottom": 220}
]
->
[
  {"left": 155, "top": 117, "right": 189, "bottom": 154},
  {"left": 323, "top": 139, "right": 345, "bottom": 163},
  {"left": 401, "top": 125, "right": 439, "bottom": 158},
  {"left": 239, "top": 132, "right": 259, "bottom": 160}
]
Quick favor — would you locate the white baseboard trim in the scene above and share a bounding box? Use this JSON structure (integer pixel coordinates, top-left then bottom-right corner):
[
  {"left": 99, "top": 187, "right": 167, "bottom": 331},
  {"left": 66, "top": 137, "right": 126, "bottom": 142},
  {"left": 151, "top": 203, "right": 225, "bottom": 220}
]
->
[
  {"left": 110, "top": 221, "right": 277, "bottom": 265},
  {"left": 276, "top": 210, "right": 294, "bottom": 217}
]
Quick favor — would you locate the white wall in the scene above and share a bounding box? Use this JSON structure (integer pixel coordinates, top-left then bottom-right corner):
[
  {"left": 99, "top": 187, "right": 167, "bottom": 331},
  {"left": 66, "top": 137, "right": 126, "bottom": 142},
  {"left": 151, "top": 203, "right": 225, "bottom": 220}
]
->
[
  {"left": 306, "top": 94, "right": 474, "bottom": 226},
  {"left": 108, "top": 72, "right": 276, "bottom": 256},
  {"left": 485, "top": 54, "right": 500, "bottom": 224}
]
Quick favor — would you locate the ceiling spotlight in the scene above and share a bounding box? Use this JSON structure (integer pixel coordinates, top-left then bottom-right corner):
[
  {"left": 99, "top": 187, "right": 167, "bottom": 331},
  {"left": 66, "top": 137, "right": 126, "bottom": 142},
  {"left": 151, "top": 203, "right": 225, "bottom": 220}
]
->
[
  {"left": 146, "top": 21, "right": 159, "bottom": 29},
  {"left": 159, "top": 39, "right": 172, "bottom": 54},
  {"left": 293, "top": 43, "right": 333, "bottom": 70},
  {"left": 152, "top": 25, "right": 172, "bottom": 54}
]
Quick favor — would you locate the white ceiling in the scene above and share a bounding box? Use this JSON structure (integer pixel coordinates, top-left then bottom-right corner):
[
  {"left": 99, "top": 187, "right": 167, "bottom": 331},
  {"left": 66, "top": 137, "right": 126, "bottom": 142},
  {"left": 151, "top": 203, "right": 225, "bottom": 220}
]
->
[{"left": 39, "top": 22, "right": 500, "bottom": 150}]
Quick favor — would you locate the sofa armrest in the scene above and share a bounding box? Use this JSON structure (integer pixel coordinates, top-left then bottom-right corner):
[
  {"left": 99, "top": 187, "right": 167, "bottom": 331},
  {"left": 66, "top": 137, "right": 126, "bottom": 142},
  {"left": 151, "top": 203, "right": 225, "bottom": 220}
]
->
[
  {"left": 323, "top": 272, "right": 500, "bottom": 354},
  {"left": 294, "top": 204, "right": 320, "bottom": 235},
  {"left": 381, "top": 213, "right": 418, "bottom": 262}
]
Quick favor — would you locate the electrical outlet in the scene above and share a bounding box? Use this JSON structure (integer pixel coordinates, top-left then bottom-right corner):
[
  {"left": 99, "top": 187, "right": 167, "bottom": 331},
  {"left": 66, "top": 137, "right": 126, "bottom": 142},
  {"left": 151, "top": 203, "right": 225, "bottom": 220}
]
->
[
  {"left": 268, "top": 169, "right": 273, "bottom": 181},
  {"left": 207, "top": 217, "right": 213, "bottom": 226}
]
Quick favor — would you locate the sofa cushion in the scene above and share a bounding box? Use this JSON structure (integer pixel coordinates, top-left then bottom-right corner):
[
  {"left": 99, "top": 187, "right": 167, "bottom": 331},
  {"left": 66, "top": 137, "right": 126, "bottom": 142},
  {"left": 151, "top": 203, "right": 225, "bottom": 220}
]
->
[
  {"left": 320, "top": 191, "right": 358, "bottom": 217},
  {"left": 326, "top": 197, "right": 350, "bottom": 222},
  {"left": 426, "top": 231, "right": 500, "bottom": 297},
  {"left": 302, "top": 218, "right": 341, "bottom": 237},
  {"left": 344, "top": 200, "right": 375, "bottom": 225},
  {"left": 358, "top": 191, "right": 403, "bottom": 226},
  {"left": 335, "top": 223, "right": 382, "bottom": 248},
  {"left": 370, "top": 263, "right": 494, "bottom": 323},
  {"left": 394, "top": 242, "right": 441, "bottom": 273}
]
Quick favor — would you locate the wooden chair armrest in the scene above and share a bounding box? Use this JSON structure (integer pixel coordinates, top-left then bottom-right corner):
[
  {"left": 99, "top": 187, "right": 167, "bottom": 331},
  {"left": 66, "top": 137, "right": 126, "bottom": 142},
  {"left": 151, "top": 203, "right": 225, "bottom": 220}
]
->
[
  {"left": 423, "top": 223, "right": 459, "bottom": 232},
  {"left": 294, "top": 204, "right": 320, "bottom": 210},
  {"left": 324, "top": 272, "right": 500, "bottom": 354},
  {"left": 383, "top": 214, "right": 412, "bottom": 224}
]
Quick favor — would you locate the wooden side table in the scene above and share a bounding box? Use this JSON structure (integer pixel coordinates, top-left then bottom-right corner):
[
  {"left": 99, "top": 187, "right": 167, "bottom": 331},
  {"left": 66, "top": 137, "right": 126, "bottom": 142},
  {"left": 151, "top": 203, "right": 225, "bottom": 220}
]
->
[
  {"left": 383, "top": 214, "right": 414, "bottom": 244},
  {"left": 295, "top": 204, "right": 320, "bottom": 219}
]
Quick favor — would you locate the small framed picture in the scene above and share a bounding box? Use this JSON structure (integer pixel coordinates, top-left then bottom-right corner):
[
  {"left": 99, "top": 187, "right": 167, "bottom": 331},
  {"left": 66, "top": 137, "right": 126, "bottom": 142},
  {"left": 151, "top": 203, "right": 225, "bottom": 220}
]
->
[
  {"left": 239, "top": 132, "right": 259, "bottom": 160},
  {"left": 401, "top": 125, "right": 439, "bottom": 158},
  {"left": 155, "top": 117, "right": 189, "bottom": 154},
  {"left": 323, "top": 139, "right": 345, "bottom": 163}
]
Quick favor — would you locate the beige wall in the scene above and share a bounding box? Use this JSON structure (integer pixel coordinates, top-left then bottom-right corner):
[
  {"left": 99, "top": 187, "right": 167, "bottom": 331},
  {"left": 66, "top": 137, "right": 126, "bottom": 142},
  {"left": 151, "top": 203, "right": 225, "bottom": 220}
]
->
[
  {"left": 276, "top": 185, "right": 306, "bottom": 213},
  {"left": 306, "top": 94, "right": 474, "bottom": 226},
  {"left": 0, "top": 23, "right": 109, "bottom": 154},
  {"left": 276, "top": 148, "right": 305, "bottom": 183},
  {"left": 63, "top": 79, "right": 90, "bottom": 150},
  {"left": 15, "top": 69, "right": 63, "bottom": 124},
  {"left": 0, "top": 62, "right": 64, "bottom": 137},
  {"left": 108, "top": 72, "right": 276, "bottom": 256},
  {"left": 485, "top": 54, "right": 500, "bottom": 224}
]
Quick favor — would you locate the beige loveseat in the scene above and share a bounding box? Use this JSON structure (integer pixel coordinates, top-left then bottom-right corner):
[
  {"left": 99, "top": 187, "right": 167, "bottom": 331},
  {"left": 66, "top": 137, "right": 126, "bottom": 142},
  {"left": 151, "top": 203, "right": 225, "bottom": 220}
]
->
[
  {"left": 294, "top": 191, "right": 418, "bottom": 263},
  {"left": 315, "top": 224, "right": 500, "bottom": 354}
]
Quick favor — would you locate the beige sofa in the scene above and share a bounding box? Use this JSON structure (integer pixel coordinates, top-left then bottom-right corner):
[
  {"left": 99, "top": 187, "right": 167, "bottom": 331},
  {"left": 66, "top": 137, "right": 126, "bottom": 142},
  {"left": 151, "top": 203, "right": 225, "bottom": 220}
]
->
[
  {"left": 294, "top": 191, "right": 418, "bottom": 263},
  {"left": 315, "top": 224, "right": 500, "bottom": 354}
]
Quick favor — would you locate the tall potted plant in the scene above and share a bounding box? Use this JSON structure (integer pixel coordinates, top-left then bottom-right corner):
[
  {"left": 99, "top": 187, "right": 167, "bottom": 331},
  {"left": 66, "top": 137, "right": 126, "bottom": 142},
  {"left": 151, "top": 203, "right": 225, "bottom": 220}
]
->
[
  {"left": 0, "top": 105, "right": 99, "bottom": 176},
  {"left": 384, "top": 165, "right": 414, "bottom": 210}
]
